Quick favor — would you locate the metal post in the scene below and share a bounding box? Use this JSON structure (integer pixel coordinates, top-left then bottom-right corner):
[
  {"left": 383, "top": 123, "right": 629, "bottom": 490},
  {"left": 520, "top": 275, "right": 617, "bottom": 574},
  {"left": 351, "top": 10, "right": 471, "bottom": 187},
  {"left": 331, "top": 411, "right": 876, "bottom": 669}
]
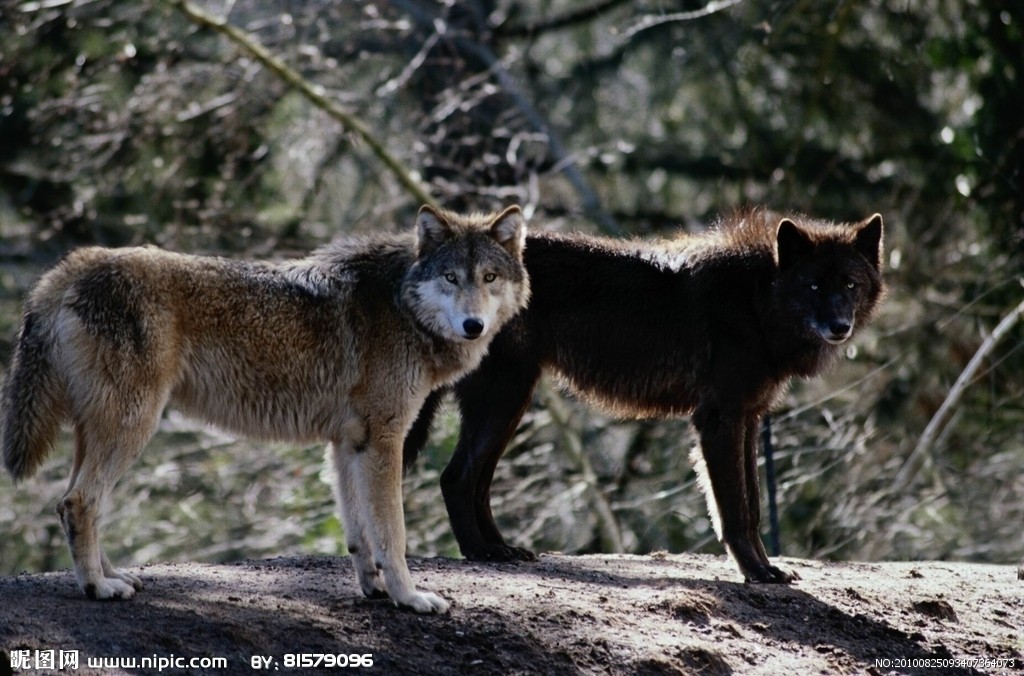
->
[{"left": 761, "top": 415, "right": 781, "bottom": 557}]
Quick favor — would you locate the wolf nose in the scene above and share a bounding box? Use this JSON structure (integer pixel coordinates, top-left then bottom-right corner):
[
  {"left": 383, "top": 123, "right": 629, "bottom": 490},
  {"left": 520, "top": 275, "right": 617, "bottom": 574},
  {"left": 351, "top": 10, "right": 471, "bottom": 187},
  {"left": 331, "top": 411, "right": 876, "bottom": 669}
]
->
[
  {"left": 828, "top": 320, "right": 853, "bottom": 339},
  {"left": 463, "top": 318, "right": 485, "bottom": 339}
]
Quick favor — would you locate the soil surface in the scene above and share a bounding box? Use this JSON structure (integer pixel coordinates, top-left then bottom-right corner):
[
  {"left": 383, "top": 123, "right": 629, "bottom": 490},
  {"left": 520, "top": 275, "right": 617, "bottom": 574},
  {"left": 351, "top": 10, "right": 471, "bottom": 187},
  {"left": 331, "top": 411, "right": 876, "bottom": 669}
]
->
[{"left": 1, "top": 553, "right": 1021, "bottom": 675}]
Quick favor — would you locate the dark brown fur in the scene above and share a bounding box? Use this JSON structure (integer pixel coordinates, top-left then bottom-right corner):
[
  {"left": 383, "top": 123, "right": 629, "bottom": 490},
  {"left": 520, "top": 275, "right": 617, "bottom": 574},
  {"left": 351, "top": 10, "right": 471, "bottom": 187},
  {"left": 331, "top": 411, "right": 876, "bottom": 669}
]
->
[{"left": 405, "top": 209, "right": 884, "bottom": 583}]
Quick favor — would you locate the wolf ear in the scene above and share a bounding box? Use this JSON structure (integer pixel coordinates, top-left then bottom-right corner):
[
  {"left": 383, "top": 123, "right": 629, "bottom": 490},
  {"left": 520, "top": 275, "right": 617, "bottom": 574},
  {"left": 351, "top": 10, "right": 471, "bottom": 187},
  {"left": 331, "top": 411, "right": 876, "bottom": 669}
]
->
[
  {"left": 416, "top": 205, "right": 453, "bottom": 257},
  {"left": 855, "top": 213, "right": 884, "bottom": 271},
  {"left": 775, "top": 218, "right": 814, "bottom": 270},
  {"left": 489, "top": 205, "right": 527, "bottom": 259}
]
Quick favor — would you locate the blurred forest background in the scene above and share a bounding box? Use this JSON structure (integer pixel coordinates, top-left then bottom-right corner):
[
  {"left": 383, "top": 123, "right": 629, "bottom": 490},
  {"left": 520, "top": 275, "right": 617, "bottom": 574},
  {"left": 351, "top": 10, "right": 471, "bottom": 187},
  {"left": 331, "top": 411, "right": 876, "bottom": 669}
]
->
[{"left": 1, "top": 0, "right": 1021, "bottom": 577}]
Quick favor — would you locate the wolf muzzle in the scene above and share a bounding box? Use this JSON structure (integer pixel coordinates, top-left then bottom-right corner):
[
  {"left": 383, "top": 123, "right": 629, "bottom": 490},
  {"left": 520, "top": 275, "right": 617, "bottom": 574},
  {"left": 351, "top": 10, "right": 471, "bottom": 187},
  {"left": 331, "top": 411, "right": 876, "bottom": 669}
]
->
[
  {"left": 462, "top": 318, "right": 485, "bottom": 339},
  {"left": 819, "top": 319, "right": 854, "bottom": 344}
]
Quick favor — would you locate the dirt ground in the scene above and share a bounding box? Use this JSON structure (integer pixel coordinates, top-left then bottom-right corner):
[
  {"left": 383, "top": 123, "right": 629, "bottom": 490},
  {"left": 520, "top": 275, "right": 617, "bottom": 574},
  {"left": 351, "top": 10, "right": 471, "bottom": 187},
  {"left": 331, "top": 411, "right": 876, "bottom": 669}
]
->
[{"left": 1, "top": 553, "right": 1021, "bottom": 675}]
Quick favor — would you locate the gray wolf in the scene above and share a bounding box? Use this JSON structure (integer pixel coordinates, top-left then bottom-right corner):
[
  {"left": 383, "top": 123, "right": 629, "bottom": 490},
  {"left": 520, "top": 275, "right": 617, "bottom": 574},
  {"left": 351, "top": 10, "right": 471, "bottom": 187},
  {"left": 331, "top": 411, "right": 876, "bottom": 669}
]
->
[
  {"left": 1, "top": 205, "right": 530, "bottom": 612},
  {"left": 404, "top": 208, "right": 884, "bottom": 583}
]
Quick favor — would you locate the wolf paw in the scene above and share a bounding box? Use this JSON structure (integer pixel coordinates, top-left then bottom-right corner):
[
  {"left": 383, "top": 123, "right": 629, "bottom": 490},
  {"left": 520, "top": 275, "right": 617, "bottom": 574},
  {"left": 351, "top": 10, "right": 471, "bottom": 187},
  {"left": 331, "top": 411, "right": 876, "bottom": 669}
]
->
[
  {"left": 464, "top": 544, "right": 537, "bottom": 563},
  {"left": 350, "top": 552, "right": 385, "bottom": 598},
  {"left": 83, "top": 577, "right": 138, "bottom": 601},
  {"left": 356, "top": 570, "right": 387, "bottom": 599},
  {"left": 110, "top": 568, "right": 144, "bottom": 591},
  {"left": 745, "top": 564, "right": 798, "bottom": 584},
  {"left": 397, "top": 590, "right": 450, "bottom": 614},
  {"left": 504, "top": 545, "right": 538, "bottom": 562}
]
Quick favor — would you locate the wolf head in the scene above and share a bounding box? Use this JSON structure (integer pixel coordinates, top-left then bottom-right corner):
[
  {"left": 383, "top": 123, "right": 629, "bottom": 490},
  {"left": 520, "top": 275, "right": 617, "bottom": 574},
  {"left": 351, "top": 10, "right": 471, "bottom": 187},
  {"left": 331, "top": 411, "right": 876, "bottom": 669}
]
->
[
  {"left": 772, "top": 213, "right": 885, "bottom": 347},
  {"left": 403, "top": 205, "right": 530, "bottom": 342}
]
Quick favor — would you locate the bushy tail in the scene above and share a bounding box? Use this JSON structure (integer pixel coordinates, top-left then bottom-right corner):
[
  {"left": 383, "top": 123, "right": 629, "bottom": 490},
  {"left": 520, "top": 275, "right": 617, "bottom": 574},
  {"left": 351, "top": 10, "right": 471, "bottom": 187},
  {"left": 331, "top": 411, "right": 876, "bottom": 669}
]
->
[{"left": 2, "top": 309, "right": 65, "bottom": 481}]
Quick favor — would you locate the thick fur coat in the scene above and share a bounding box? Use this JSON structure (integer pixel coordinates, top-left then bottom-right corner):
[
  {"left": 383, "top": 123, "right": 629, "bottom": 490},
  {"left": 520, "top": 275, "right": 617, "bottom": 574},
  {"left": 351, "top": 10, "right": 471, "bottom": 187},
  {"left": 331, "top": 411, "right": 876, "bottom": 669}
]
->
[
  {"left": 2, "top": 205, "right": 530, "bottom": 612},
  {"left": 405, "top": 209, "right": 884, "bottom": 583}
]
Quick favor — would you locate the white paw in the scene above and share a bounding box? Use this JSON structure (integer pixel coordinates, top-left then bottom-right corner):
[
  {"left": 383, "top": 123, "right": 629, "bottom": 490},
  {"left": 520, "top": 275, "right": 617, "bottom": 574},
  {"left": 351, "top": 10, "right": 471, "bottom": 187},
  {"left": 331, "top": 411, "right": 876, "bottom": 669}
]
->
[
  {"left": 398, "top": 590, "right": 449, "bottom": 614},
  {"left": 84, "top": 577, "right": 137, "bottom": 601},
  {"left": 110, "top": 568, "right": 144, "bottom": 591}
]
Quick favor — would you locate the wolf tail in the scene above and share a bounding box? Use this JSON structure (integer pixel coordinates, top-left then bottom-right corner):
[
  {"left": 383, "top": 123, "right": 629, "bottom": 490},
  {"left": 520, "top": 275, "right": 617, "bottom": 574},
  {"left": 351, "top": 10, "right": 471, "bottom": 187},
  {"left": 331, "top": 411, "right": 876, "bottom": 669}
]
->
[{"left": 2, "top": 307, "right": 66, "bottom": 481}]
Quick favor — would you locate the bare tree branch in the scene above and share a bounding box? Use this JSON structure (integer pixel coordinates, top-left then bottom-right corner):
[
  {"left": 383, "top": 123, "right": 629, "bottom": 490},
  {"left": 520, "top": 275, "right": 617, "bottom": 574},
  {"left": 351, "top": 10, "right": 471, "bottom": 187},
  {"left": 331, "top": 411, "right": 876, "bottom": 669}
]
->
[
  {"left": 544, "top": 386, "right": 624, "bottom": 554},
  {"left": 165, "top": 0, "right": 439, "bottom": 210},
  {"left": 390, "top": 0, "right": 623, "bottom": 235},
  {"left": 893, "top": 288, "right": 1024, "bottom": 491},
  {"left": 498, "top": 0, "right": 633, "bottom": 39},
  {"left": 617, "top": 0, "right": 746, "bottom": 45}
]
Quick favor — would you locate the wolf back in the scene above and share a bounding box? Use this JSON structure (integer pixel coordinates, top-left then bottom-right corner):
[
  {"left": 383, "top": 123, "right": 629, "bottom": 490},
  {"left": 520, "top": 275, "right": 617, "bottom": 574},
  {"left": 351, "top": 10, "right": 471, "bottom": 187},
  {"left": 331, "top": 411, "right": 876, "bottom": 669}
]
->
[
  {"left": 1, "top": 205, "right": 530, "bottom": 613},
  {"left": 405, "top": 208, "right": 884, "bottom": 584}
]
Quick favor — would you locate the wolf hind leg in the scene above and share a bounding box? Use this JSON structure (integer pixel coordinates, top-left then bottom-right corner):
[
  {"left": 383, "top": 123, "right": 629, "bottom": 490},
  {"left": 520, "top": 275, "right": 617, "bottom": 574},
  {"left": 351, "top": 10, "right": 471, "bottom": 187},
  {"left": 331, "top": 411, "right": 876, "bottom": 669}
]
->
[
  {"left": 57, "top": 486, "right": 136, "bottom": 600},
  {"left": 443, "top": 360, "right": 540, "bottom": 562},
  {"left": 327, "top": 440, "right": 385, "bottom": 599},
  {"left": 61, "top": 396, "right": 163, "bottom": 600},
  {"left": 354, "top": 436, "right": 448, "bottom": 614}
]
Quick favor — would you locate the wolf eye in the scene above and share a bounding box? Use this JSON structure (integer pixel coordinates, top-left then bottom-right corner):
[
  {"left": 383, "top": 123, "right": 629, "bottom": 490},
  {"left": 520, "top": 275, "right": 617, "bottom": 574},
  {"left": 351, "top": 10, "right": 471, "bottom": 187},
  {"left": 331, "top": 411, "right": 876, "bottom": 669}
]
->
[
  {"left": 483, "top": 272, "right": 497, "bottom": 283},
  {"left": 810, "top": 283, "right": 819, "bottom": 291},
  {"left": 444, "top": 273, "right": 458, "bottom": 285},
  {"left": 846, "top": 281, "right": 856, "bottom": 289}
]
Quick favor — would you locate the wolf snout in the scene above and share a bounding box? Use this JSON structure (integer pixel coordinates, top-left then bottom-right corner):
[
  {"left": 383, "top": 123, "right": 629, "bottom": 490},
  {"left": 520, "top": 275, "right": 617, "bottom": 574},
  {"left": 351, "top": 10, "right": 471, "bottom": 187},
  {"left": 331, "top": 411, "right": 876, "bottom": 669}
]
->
[
  {"left": 824, "top": 319, "right": 853, "bottom": 343},
  {"left": 462, "top": 317, "right": 485, "bottom": 339}
]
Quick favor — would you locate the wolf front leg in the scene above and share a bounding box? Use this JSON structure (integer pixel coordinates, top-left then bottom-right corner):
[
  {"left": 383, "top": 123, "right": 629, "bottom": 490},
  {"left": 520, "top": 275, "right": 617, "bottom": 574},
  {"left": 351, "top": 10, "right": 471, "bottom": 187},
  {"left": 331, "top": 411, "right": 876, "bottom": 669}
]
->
[
  {"left": 691, "top": 404, "right": 794, "bottom": 584},
  {"left": 743, "top": 415, "right": 796, "bottom": 582},
  {"left": 328, "top": 439, "right": 386, "bottom": 599},
  {"left": 351, "top": 433, "right": 449, "bottom": 614}
]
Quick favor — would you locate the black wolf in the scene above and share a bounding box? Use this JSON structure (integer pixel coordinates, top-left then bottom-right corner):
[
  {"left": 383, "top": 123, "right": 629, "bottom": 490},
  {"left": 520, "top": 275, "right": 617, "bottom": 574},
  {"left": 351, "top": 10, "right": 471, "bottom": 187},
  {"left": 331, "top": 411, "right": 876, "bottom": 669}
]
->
[{"left": 405, "top": 209, "right": 884, "bottom": 583}]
